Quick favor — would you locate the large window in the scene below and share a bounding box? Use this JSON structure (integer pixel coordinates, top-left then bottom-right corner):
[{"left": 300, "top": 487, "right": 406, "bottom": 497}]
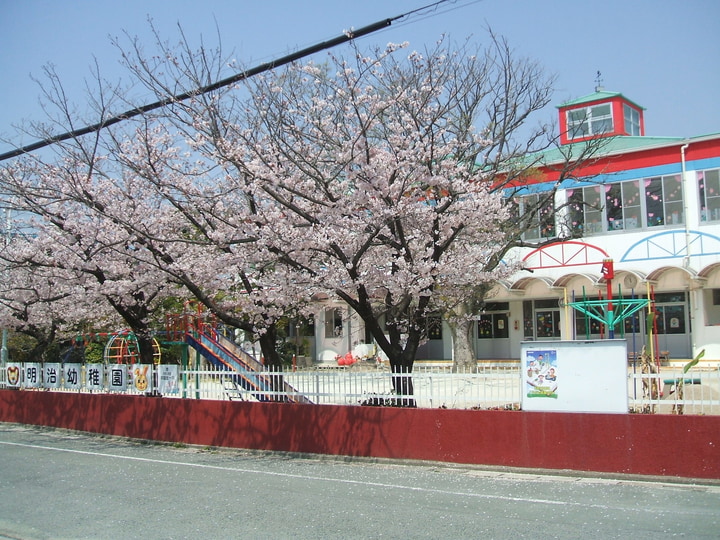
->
[
  {"left": 519, "top": 193, "right": 556, "bottom": 240},
  {"left": 567, "top": 104, "right": 613, "bottom": 140},
  {"left": 477, "top": 302, "right": 510, "bottom": 340},
  {"left": 605, "top": 181, "right": 641, "bottom": 231},
  {"left": 568, "top": 186, "right": 603, "bottom": 235},
  {"left": 574, "top": 297, "right": 604, "bottom": 338},
  {"left": 699, "top": 168, "right": 720, "bottom": 222},
  {"left": 567, "top": 175, "right": 683, "bottom": 233},
  {"left": 654, "top": 292, "right": 688, "bottom": 335},
  {"left": 645, "top": 175, "right": 683, "bottom": 227},
  {"left": 623, "top": 104, "right": 641, "bottom": 136},
  {"left": 523, "top": 299, "right": 561, "bottom": 339}
]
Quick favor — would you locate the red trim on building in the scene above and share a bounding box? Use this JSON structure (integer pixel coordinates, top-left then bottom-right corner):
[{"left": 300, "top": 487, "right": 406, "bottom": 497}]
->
[{"left": 558, "top": 95, "right": 645, "bottom": 145}]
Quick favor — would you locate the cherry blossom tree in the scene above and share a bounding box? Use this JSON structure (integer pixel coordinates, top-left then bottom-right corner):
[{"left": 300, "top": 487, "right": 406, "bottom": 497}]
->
[
  {"left": 111, "top": 31, "right": 570, "bottom": 401},
  {"left": 213, "top": 40, "right": 517, "bottom": 402},
  {"left": 0, "top": 25, "right": 606, "bottom": 403},
  {"left": 0, "top": 243, "right": 122, "bottom": 361},
  {"left": 0, "top": 146, "right": 174, "bottom": 365},
  {"left": 423, "top": 32, "right": 610, "bottom": 370}
]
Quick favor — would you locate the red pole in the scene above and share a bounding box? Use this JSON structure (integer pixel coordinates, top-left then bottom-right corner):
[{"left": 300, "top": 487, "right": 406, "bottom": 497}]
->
[{"left": 601, "top": 259, "right": 615, "bottom": 339}]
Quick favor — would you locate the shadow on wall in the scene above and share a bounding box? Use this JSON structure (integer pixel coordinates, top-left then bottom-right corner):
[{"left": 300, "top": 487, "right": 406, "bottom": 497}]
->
[{"left": 0, "top": 390, "right": 719, "bottom": 480}]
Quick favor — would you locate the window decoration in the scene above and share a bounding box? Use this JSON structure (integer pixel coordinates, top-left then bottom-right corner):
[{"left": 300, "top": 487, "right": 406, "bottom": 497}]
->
[
  {"left": 567, "top": 175, "right": 683, "bottom": 233},
  {"left": 520, "top": 193, "right": 556, "bottom": 240}
]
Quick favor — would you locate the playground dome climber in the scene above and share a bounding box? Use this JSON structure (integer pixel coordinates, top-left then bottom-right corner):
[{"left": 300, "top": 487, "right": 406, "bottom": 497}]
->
[{"left": 103, "top": 330, "right": 162, "bottom": 364}]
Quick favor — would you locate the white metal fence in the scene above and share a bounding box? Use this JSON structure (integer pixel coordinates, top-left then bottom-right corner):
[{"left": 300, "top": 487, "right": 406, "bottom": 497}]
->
[
  {"left": 179, "top": 364, "right": 524, "bottom": 409},
  {"left": 2, "top": 362, "right": 720, "bottom": 414}
]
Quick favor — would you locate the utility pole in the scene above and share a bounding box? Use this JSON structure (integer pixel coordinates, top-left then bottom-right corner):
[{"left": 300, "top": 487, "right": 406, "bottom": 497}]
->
[{"left": 1, "top": 208, "right": 9, "bottom": 365}]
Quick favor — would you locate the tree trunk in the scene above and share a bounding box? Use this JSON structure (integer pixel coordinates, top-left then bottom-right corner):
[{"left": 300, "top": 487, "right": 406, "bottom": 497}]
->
[
  {"left": 135, "top": 331, "right": 157, "bottom": 365},
  {"left": 390, "top": 362, "right": 416, "bottom": 407},
  {"left": 258, "top": 327, "right": 286, "bottom": 401},
  {"left": 450, "top": 317, "right": 476, "bottom": 372}
]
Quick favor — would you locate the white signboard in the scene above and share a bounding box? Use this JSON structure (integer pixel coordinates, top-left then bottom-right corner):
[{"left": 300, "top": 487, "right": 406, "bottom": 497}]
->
[
  {"left": 521, "top": 340, "right": 628, "bottom": 414},
  {"left": 131, "top": 364, "right": 153, "bottom": 393},
  {"left": 64, "top": 364, "right": 82, "bottom": 390},
  {"left": 157, "top": 365, "right": 179, "bottom": 395},
  {"left": 24, "top": 362, "right": 42, "bottom": 388},
  {"left": 6, "top": 363, "right": 22, "bottom": 387},
  {"left": 43, "top": 363, "right": 62, "bottom": 389},
  {"left": 107, "top": 364, "right": 128, "bottom": 392},
  {"left": 85, "top": 364, "right": 105, "bottom": 391}
]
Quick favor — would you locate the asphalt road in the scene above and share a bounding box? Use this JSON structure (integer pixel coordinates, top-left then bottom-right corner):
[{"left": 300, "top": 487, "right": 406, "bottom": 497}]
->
[{"left": 0, "top": 423, "right": 718, "bottom": 540}]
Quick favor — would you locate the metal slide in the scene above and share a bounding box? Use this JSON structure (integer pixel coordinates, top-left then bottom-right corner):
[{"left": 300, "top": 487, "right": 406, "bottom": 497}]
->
[{"left": 185, "top": 330, "right": 312, "bottom": 404}]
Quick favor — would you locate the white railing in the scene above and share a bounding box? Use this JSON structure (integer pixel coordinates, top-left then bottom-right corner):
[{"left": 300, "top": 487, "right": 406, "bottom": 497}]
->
[
  {"left": 173, "top": 364, "right": 523, "bottom": 409},
  {"left": 3, "top": 362, "right": 720, "bottom": 414}
]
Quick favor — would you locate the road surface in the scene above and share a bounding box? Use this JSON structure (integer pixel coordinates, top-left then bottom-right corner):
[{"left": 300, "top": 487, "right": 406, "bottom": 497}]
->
[{"left": 0, "top": 423, "right": 718, "bottom": 539}]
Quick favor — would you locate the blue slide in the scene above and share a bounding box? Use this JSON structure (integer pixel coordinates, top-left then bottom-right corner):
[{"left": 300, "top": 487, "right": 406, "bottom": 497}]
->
[{"left": 185, "top": 330, "right": 312, "bottom": 403}]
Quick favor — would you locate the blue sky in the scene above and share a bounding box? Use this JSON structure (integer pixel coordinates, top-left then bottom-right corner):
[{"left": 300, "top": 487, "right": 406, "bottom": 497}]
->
[{"left": 1, "top": 0, "right": 719, "bottom": 155}]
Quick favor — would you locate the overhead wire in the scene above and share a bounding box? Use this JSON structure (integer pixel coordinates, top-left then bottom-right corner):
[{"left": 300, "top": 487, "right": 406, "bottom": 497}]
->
[{"left": 0, "top": 0, "right": 482, "bottom": 163}]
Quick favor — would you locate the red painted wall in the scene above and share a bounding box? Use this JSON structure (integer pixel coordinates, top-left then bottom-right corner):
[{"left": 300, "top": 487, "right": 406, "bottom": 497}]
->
[{"left": 1, "top": 390, "right": 718, "bottom": 479}]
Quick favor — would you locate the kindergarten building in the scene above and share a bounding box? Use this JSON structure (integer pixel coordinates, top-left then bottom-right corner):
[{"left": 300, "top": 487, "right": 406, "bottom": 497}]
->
[{"left": 312, "top": 88, "right": 720, "bottom": 364}]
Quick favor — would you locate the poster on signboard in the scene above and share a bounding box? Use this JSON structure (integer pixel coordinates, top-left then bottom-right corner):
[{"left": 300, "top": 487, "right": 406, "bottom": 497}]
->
[
  {"left": 524, "top": 349, "right": 558, "bottom": 399},
  {"left": 107, "top": 364, "right": 127, "bottom": 392},
  {"left": 131, "top": 364, "right": 153, "bottom": 393},
  {"left": 157, "top": 364, "right": 179, "bottom": 395}
]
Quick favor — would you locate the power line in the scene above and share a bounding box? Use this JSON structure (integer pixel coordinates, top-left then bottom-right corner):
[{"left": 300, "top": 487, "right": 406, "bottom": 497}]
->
[{"left": 0, "top": 0, "right": 472, "bottom": 163}]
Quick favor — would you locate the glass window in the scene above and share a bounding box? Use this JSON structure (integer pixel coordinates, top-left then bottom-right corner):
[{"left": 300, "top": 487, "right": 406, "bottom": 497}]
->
[
  {"left": 567, "top": 175, "right": 681, "bottom": 233},
  {"left": 567, "top": 108, "right": 589, "bottom": 139},
  {"left": 590, "top": 104, "right": 612, "bottom": 135},
  {"left": 477, "top": 314, "right": 493, "bottom": 339},
  {"left": 567, "top": 186, "right": 603, "bottom": 235},
  {"left": 521, "top": 193, "right": 556, "bottom": 241},
  {"left": 644, "top": 175, "right": 682, "bottom": 227},
  {"left": 426, "top": 315, "right": 443, "bottom": 340},
  {"left": 324, "top": 307, "right": 343, "bottom": 338},
  {"left": 567, "top": 103, "right": 614, "bottom": 140},
  {"left": 623, "top": 104, "right": 641, "bottom": 136},
  {"left": 289, "top": 317, "right": 315, "bottom": 337},
  {"left": 606, "top": 181, "right": 641, "bottom": 231},
  {"left": 656, "top": 305, "right": 686, "bottom": 335},
  {"left": 606, "top": 184, "right": 623, "bottom": 231},
  {"left": 699, "top": 169, "right": 720, "bottom": 222},
  {"left": 645, "top": 177, "right": 664, "bottom": 227},
  {"left": 523, "top": 300, "right": 534, "bottom": 339},
  {"left": 483, "top": 302, "right": 510, "bottom": 311},
  {"left": 663, "top": 175, "right": 683, "bottom": 225},
  {"left": 622, "top": 181, "right": 641, "bottom": 229},
  {"left": 574, "top": 299, "right": 604, "bottom": 337},
  {"left": 494, "top": 313, "right": 509, "bottom": 339},
  {"left": 477, "top": 305, "right": 509, "bottom": 340},
  {"left": 655, "top": 292, "right": 686, "bottom": 303},
  {"left": 536, "top": 310, "right": 560, "bottom": 338},
  {"left": 524, "top": 299, "right": 561, "bottom": 339}
]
